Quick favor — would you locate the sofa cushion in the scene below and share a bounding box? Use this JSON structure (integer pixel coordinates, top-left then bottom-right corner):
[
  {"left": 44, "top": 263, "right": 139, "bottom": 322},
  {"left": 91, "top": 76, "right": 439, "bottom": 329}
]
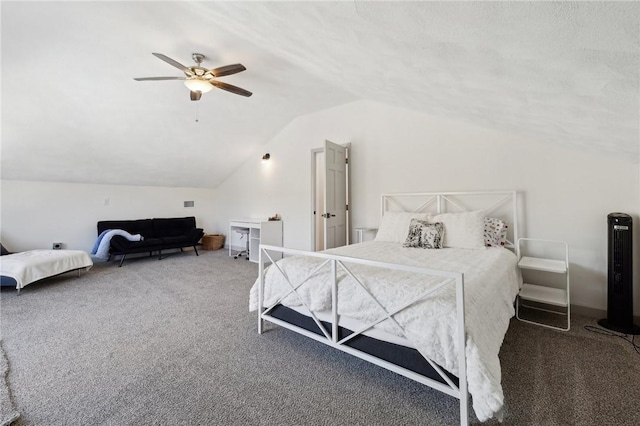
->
[
  {"left": 159, "top": 236, "right": 193, "bottom": 249},
  {"left": 110, "top": 236, "right": 163, "bottom": 254},
  {"left": 97, "top": 219, "right": 153, "bottom": 239},
  {"left": 153, "top": 217, "right": 197, "bottom": 238}
]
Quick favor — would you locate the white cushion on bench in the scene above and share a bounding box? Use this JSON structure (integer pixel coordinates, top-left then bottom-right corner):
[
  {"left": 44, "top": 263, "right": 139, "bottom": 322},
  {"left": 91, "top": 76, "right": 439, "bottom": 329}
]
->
[{"left": 0, "top": 250, "right": 93, "bottom": 290}]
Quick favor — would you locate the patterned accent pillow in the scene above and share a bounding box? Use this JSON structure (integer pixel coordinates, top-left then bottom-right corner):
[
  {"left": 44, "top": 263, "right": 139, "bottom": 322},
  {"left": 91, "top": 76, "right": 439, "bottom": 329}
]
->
[
  {"left": 403, "top": 219, "right": 445, "bottom": 249},
  {"left": 484, "top": 217, "right": 508, "bottom": 247}
]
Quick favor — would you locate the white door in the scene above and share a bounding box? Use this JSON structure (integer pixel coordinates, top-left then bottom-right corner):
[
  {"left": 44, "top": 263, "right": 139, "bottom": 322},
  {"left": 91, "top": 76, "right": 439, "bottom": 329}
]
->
[{"left": 323, "top": 140, "right": 347, "bottom": 249}]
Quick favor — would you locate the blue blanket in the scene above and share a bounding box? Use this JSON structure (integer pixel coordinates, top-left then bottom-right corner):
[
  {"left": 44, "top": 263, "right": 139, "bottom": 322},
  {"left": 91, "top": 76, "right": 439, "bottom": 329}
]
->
[{"left": 91, "top": 229, "right": 143, "bottom": 260}]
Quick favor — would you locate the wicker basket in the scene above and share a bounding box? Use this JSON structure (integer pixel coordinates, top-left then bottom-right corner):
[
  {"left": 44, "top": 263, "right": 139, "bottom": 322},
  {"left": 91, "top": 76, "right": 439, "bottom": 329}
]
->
[{"left": 202, "top": 234, "right": 225, "bottom": 250}]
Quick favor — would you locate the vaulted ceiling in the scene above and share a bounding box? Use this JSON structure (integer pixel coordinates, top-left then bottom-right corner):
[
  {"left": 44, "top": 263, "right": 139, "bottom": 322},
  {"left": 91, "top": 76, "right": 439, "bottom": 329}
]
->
[{"left": 2, "top": 2, "right": 638, "bottom": 188}]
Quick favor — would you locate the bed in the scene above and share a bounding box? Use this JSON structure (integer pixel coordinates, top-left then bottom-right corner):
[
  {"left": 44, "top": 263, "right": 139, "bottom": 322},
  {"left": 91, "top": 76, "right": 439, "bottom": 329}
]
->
[
  {"left": 0, "top": 249, "right": 93, "bottom": 294},
  {"left": 250, "top": 191, "right": 522, "bottom": 425}
]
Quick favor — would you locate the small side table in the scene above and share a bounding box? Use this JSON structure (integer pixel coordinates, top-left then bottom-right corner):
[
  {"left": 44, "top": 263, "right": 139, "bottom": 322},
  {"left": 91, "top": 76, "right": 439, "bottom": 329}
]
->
[
  {"left": 516, "top": 238, "right": 570, "bottom": 331},
  {"left": 355, "top": 228, "right": 378, "bottom": 244}
]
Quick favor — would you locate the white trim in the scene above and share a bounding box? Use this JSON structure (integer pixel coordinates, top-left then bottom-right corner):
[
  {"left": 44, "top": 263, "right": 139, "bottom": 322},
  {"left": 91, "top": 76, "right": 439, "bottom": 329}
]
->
[
  {"left": 309, "top": 147, "right": 323, "bottom": 251},
  {"left": 310, "top": 143, "right": 352, "bottom": 251}
]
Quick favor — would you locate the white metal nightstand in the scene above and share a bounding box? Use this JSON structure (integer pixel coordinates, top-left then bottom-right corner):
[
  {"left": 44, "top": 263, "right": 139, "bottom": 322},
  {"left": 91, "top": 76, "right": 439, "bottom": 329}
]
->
[
  {"left": 516, "top": 238, "right": 570, "bottom": 331},
  {"left": 354, "top": 227, "right": 378, "bottom": 244}
]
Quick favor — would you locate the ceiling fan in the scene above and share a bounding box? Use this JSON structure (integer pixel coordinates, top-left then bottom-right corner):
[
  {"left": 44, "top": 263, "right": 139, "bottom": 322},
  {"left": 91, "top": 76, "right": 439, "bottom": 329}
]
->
[{"left": 134, "top": 53, "right": 252, "bottom": 101}]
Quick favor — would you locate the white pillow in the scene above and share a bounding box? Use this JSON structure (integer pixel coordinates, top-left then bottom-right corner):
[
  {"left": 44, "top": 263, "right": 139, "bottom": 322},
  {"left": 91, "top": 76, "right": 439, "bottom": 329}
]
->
[
  {"left": 375, "top": 212, "right": 429, "bottom": 243},
  {"left": 430, "top": 210, "right": 485, "bottom": 249}
]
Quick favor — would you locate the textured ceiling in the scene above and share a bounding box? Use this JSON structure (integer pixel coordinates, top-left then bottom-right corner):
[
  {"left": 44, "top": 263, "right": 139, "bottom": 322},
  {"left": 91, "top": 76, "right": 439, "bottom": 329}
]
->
[{"left": 2, "top": 2, "right": 638, "bottom": 188}]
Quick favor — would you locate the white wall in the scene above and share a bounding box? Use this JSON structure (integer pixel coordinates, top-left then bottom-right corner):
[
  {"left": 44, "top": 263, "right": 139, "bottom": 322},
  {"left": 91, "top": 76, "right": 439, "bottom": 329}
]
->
[
  {"left": 0, "top": 180, "right": 216, "bottom": 252},
  {"left": 213, "top": 100, "right": 639, "bottom": 315}
]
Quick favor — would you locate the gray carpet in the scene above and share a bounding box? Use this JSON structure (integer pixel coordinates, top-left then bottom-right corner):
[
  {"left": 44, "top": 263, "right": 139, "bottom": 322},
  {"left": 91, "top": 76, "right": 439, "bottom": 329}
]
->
[
  {"left": 1, "top": 249, "right": 638, "bottom": 425},
  {"left": 0, "top": 341, "right": 19, "bottom": 426}
]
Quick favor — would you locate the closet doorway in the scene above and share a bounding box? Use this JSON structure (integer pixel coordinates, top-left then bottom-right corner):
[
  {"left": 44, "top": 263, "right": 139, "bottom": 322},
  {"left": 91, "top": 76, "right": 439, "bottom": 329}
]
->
[{"left": 311, "top": 140, "right": 350, "bottom": 251}]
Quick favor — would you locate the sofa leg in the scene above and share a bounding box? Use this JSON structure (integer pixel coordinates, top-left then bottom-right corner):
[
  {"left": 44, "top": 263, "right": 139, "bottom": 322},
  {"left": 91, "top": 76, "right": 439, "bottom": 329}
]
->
[
  {"left": 158, "top": 250, "right": 162, "bottom": 260},
  {"left": 118, "top": 254, "right": 127, "bottom": 267},
  {"left": 107, "top": 254, "right": 112, "bottom": 262},
  {"left": 180, "top": 247, "right": 184, "bottom": 252},
  {"left": 193, "top": 246, "right": 199, "bottom": 256}
]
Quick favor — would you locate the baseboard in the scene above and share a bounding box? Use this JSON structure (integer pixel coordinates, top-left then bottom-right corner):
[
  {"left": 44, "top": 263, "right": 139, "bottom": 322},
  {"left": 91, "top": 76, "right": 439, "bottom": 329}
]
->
[
  {"left": 573, "top": 305, "right": 640, "bottom": 325},
  {"left": 570, "top": 304, "right": 604, "bottom": 319},
  {"left": 524, "top": 301, "right": 640, "bottom": 325},
  {"left": 225, "top": 244, "right": 245, "bottom": 252}
]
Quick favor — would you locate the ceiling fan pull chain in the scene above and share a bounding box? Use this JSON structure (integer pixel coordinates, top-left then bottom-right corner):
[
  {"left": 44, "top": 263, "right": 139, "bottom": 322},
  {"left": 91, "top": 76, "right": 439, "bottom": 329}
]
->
[{"left": 195, "top": 103, "right": 199, "bottom": 123}]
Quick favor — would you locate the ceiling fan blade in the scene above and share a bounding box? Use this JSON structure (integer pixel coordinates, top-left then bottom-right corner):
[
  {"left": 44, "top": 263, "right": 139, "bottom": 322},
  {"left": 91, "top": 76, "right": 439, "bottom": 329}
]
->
[
  {"left": 209, "top": 63, "right": 246, "bottom": 78},
  {"left": 211, "top": 80, "right": 252, "bottom": 97},
  {"left": 190, "top": 91, "right": 202, "bottom": 101},
  {"left": 152, "top": 53, "right": 193, "bottom": 75},
  {"left": 133, "top": 77, "right": 186, "bottom": 81}
]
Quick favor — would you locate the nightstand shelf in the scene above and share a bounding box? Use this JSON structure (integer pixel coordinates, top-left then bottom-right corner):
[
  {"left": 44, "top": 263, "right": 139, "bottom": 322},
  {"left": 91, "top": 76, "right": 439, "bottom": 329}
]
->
[
  {"left": 519, "top": 283, "right": 568, "bottom": 307},
  {"left": 355, "top": 227, "right": 378, "bottom": 244},
  {"left": 518, "top": 256, "right": 566, "bottom": 274},
  {"left": 516, "top": 238, "right": 570, "bottom": 331}
]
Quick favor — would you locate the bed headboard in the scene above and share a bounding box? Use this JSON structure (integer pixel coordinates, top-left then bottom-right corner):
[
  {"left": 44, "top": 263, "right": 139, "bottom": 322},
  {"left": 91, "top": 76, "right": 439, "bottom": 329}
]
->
[{"left": 381, "top": 191, "right": 519, "bottom": 250}]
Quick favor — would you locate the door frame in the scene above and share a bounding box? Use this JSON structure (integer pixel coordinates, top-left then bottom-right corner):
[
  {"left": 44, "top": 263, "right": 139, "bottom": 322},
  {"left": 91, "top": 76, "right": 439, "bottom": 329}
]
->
[{"left": 310, "top": 142, "right": 351, "bottom": 251}]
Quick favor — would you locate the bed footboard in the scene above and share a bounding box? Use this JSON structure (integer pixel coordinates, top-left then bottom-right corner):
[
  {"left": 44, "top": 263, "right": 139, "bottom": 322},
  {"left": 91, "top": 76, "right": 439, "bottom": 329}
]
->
[{"left": 257, "top": 244, "right": 469, "bottom": 426}]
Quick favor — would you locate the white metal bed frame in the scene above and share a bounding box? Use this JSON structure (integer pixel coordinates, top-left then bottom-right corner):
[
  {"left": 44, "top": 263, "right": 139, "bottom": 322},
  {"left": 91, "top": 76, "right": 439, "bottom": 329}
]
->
[
  {"left": 381, "top": 190, "right": 519, "bottom": 250},
  {"left": 257, "top": 190, "right": 518, "bottom": 426}
]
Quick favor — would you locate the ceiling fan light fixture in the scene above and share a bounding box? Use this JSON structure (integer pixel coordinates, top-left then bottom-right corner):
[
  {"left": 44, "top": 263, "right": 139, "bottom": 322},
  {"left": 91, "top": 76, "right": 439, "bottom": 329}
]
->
[
  {"left": 135, "top": 53, "right": 251, "bottom": 97},
  {"left": 184, "top": 78, "right": 213, "bottom": 93}
]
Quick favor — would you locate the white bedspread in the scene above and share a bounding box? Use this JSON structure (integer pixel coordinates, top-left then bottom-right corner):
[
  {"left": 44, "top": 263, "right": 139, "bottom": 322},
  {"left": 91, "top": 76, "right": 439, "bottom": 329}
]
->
[
  {"left": 0, "top": 250, "right": 93, "bottom": 290},
  {"left": 249, "top": 241, "right": 521, "bottom": 422}
]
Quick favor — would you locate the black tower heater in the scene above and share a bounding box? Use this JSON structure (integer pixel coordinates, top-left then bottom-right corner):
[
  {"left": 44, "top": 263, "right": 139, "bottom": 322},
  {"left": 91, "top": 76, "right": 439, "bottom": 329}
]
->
[{"left": 598, "top": 213, "right": 640, "bottom": 334}]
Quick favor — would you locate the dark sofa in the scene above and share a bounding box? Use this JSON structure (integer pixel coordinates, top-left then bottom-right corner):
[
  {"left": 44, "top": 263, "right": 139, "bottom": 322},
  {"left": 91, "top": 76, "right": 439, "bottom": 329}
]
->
[{"left": 97, "top": 217, "right": 204, "bottom": 266}]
